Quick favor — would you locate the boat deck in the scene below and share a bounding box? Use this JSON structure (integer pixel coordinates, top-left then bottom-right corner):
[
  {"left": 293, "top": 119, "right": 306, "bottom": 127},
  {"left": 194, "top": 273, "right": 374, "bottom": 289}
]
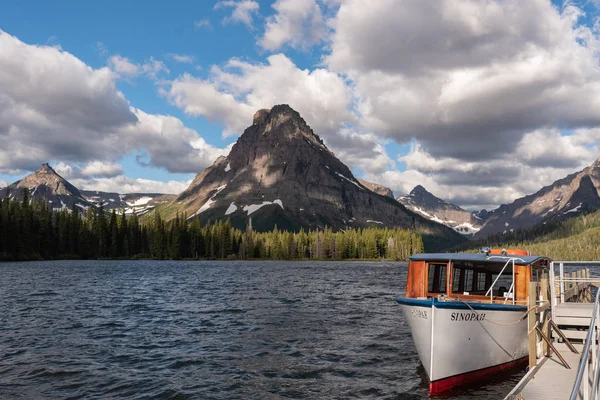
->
[{"left": 506, "top": 343, "right": 584, "bottom": 399}]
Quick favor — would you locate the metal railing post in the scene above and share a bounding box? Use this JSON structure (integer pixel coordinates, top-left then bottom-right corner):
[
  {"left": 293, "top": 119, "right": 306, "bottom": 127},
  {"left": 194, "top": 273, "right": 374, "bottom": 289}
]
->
[
  {"left": 560, "top": 262, "right": 565, "bottom": 303},
  {"left": 550, "top": 261, "right": 556, "bottom": 321}
]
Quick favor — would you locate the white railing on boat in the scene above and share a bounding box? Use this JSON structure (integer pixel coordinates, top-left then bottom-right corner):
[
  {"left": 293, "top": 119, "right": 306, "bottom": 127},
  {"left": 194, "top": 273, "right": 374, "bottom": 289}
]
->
[{"left": 484, "top": 256, "right": 526, "bottom": 305}]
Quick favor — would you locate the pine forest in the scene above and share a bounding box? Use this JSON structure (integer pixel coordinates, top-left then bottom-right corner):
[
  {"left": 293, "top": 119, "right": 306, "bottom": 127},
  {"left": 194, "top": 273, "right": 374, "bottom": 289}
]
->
[{"left": 0, "top": 190, "right": 424, "bottom": 262}]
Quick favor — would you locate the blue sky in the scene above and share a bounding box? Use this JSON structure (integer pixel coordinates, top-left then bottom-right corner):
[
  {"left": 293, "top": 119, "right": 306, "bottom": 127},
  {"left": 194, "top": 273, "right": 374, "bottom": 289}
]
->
[{"left": 1, "top": 0, "right": 600, "bottom": 209}]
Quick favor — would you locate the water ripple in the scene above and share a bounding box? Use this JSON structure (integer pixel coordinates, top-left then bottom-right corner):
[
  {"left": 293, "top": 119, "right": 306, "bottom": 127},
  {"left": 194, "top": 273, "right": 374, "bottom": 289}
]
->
[{"left": 0, "top": 260, "right": 524, "bottom": 399}]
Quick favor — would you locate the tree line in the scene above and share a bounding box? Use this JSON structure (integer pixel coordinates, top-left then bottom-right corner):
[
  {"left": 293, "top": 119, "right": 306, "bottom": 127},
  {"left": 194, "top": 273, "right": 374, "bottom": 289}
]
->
[{"left": 0, "top": 191, "right": 424, "bottom": 261}]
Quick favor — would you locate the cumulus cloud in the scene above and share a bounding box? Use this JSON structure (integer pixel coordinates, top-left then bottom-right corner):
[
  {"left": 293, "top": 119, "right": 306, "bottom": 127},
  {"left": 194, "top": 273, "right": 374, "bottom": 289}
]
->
[
  {"left": 70, "top": 175, "right": 191, "bottom": 195},
  {"left": 0, "top": 30, "right": 228, "bottom": 177},
  {"left": 326, "top": 0, "right": 600, "bottom": 160},
  {"left": 363, "top": 139, "right": 599, "bottom": 210},
  {"left": 214, "top": 0, "right": 260, "bottom": 28},
  {"left": 109, "top": 55, "right": 169, "bottom": 80},
  {"left": 53, "top": 161, "right": 123, "bottom": 179},
  {"left": 260, "top": 0, "right": 327, "bottom": 50},
  {"left": 168, "top": 53, "right": 353, "bottom": 137},
  {"left": 0, "top": 179, "right": 7, "bottom": 188},
  {"left": 324, "top": 129, "right": 394, "bottom": 175}
]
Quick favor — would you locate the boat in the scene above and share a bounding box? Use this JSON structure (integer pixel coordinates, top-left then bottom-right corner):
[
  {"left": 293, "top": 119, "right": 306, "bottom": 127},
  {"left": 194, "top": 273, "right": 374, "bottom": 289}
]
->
[{"left": 396, "top": 248, "right": 550, "bottom": 393}]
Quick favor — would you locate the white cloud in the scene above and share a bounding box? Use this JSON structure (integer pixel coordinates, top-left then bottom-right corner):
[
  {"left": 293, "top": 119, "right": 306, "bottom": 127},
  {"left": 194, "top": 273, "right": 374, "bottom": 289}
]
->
[
  {"left": 362, "top": 139, "right": 598, "bottom": 210},
  {"left": 71, "top": 175, "right": 191, "bottom": 195},
  {"left": 168, "top": 53, "right": 353, "bottom": 137},
  {"left": 168, "top": 53, "right": 194, "bottom": 63},
  {"left": 0, "top": 179, "right": 7, "bottom": 188},
  {"left": 260, "top": 0, "right": 327, "bottom": 50},
  {"left": 109, "top": 55, "right": 169, "bottom": 79},
  {"left": 194, "top": 18, "right": 212, "bottom": 29},
  {"left": 214, "top": 0, "right": 260, "bottom": 28},
  {"left": 326, "top": 0, "right": 600, "bottom": 161},
  {"left": 81, "top": 161, "right": 123, "bottom": 178},
  {"left": 324, "top": 129, "right": 394, "bottom": 175},
  {"left": 0, "top": 30, "right": 227, "bottom": 176}
]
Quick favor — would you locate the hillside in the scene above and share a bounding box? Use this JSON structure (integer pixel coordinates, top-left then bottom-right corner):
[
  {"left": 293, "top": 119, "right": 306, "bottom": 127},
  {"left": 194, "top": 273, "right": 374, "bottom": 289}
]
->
[{"left": 461, "top": 208, "right": 600, "bottom": 260}]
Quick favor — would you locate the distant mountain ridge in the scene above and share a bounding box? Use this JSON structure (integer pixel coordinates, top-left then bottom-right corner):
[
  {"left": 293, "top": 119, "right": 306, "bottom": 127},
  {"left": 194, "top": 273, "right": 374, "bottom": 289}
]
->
[
  {"left": 475, "top": 159, "right": 600, "bottom": 236},
  {"left": 81, "top": 190, "right": 175, "bottom": 216},
  {"left": 397, "top": 185, "right": 482, "bottom": 235},
  {"left": 0, "top": 164, "right": 174, "bottom": 215},
  {"left": 395, "top": 157, "right": 600, "bottom": 237}
]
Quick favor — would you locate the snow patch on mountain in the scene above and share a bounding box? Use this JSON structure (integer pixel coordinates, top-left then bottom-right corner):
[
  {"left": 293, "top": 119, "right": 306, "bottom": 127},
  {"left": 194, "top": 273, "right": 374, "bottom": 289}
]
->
[
  {"left": 225, "top": 202, "right": 237, "bottom": 215},
  {"left": 191, "top": 185, "right": 227, "bottom": 217},
  {"left": 127, "top": 196, "right": 153, "bottom": 207},
  {"left": 242, "top": 199, "right": 284, "bottom": 215}
]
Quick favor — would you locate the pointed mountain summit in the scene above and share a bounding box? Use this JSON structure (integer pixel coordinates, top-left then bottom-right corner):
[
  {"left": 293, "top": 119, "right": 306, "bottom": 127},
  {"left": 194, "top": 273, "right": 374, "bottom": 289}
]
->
[
  {"left": 477, "top": 158, "right": 600, "bottom": 236},
  {"left": 397, "top": 185, "right": 482, "bottom": 234},
  {"left": 154, "top": 104, "right": 465, "bottom": 249},
  {"left": 0, "top": 163, "right": 92, "bottom": 211}
]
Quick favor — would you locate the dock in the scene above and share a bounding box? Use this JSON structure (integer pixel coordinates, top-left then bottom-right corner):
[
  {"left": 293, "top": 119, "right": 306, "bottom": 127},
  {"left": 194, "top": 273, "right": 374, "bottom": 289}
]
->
[{"left": 506, "top": 262, "right": 600, "bottom": 400}]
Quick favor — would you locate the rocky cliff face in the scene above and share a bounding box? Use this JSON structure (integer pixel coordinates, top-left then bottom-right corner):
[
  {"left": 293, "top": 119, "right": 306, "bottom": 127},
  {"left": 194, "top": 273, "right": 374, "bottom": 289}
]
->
[
  {"left": 476, "top": 159, "right": 600, "bottom": 236},
  {"left": 397, "top": 185, "right": 482, "bottom": 235},
  {"left": 357, "top": 179, "right": 394, "bottom": 198},
  {"left": 0, "top": 163, "right": 93, "bottom": 211},
  {"left": 158, "top": 105, "right": 464, "bottom": 249}
]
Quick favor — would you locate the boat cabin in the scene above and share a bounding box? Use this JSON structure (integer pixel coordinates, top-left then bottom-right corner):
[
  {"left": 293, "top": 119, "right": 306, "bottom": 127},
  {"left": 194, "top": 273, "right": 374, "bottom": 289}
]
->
[{"left": 405, "top": 250, "right": 550, "bottom": 305}]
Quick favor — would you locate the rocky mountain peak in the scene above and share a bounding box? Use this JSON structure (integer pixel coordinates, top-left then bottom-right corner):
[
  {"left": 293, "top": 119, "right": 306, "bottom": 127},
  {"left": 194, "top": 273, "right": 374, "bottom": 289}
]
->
[
  {"left": 159, "top": 105, "right": 465, "bottom": 249},
  {"left": 37, "top": 163, "right": 56, "bottom": 174},
  {"left": 398, "top": 185, "right": 482, "bottom": 235},
  {"left": 16, "top": 163, "right": 80, "bottom": 196}
]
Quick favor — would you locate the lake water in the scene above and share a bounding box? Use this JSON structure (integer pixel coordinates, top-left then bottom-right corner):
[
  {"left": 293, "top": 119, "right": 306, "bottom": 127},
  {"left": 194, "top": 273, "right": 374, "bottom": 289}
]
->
[{"left": 0, "top": 260, "right": 524, "bottom": 399}]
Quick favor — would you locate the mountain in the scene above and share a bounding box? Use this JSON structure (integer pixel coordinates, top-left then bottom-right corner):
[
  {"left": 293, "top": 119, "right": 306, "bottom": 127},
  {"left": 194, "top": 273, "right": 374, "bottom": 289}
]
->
[
  {"left": 0, "top": 163, "right": 93, "bottom": 212},
  {"left": 475, "top": 158, "right": 600, "bottom": 236},
  {"left": 150, "top": 104, "right": 465, "bottom": 249},
  {"left": 397, "top": 185, "right": 482, "bottom": 235},
  {"left": 357, "top": 179, "right": 394, "bottom": 198},
  {"left": 0, "top": 163, "right": 174, "bottom": 215},
  {"left": 461, "top": 206, "right": 600, "bottom": 260},
  {"left": 81, "top": 190, "right": 176, "bottom": 216}
]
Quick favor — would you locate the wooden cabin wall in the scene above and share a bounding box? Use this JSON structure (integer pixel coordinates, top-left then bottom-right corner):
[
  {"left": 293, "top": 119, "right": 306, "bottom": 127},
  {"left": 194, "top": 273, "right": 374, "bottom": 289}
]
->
[
  {"left": 515, "top": 265, "right": 531, "bottom": 301},
  {"left": 406, "top": 260, "right": 426, "bottom": 298}
]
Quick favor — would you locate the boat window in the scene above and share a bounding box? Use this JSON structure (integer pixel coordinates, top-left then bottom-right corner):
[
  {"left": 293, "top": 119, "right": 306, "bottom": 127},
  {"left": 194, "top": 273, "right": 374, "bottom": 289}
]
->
[
  {"left": 464, "top": 269, "right": 474, "bottom": 292},
  {"left": 491, "top": 273, "right": 513, "bottom": 296},
  {"left": 477, "top": 272, "right": 487, "bottom": 291},
  {"left": 427, "top": 263, "right": 447, "bottom": 293},
  {"left": 452, "top": 267, "right": 462, "bottom": 292}
]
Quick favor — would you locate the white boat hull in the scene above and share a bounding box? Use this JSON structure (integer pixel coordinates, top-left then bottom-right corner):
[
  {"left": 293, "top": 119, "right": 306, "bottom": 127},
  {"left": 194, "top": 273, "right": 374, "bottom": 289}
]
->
[{"left": 397, "top": 297, "right": 528, "bottom": 393}]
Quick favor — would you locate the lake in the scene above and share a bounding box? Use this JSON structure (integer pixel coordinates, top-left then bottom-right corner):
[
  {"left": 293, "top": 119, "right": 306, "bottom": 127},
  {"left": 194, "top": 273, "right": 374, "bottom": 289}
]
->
[{"left": 0, "top": 260, "right": 524, "bottom": 399}]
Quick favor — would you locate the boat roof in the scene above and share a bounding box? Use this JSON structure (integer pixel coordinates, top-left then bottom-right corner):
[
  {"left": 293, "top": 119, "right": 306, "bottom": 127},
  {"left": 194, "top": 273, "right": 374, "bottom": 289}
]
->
[{"left": 409, "top": 253, "right": 548, "bottom": 266}]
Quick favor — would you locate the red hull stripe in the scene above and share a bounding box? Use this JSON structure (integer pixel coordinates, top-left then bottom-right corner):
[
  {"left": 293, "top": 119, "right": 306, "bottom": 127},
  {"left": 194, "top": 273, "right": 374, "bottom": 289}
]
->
[{"left": 429, "top": 356, "right": 528, "bottom": 394}]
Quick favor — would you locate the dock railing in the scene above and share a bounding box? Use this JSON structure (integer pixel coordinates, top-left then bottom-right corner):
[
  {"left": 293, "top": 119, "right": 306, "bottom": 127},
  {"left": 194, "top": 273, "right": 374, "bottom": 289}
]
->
[
  {"left": 507, "top": 262, "right": 600, "bottom": 399},
  {"left": 569, "top": 285, "right": 600, "bottom": 400}
]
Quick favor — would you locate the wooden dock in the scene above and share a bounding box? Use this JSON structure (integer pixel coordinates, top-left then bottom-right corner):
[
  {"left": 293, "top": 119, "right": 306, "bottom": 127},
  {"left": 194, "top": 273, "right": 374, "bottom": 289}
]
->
[
  {"left": 507, "top": 343, "right": 584, "bottom": 399},
  {"left": 505, "top": 263, "right": 600, "bottom": 400}
]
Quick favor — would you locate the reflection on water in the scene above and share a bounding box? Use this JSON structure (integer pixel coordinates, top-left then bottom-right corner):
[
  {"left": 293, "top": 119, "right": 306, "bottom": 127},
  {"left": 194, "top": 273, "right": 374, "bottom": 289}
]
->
[{"left": 0, "top": 260, "right": 523, "bottom": 399}]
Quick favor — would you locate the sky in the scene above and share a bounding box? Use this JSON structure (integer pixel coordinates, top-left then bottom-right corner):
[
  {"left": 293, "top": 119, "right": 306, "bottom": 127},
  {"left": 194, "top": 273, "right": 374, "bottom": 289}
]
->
[{"left": 1, "top": 0, "right": 600, "bottom": 210}]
